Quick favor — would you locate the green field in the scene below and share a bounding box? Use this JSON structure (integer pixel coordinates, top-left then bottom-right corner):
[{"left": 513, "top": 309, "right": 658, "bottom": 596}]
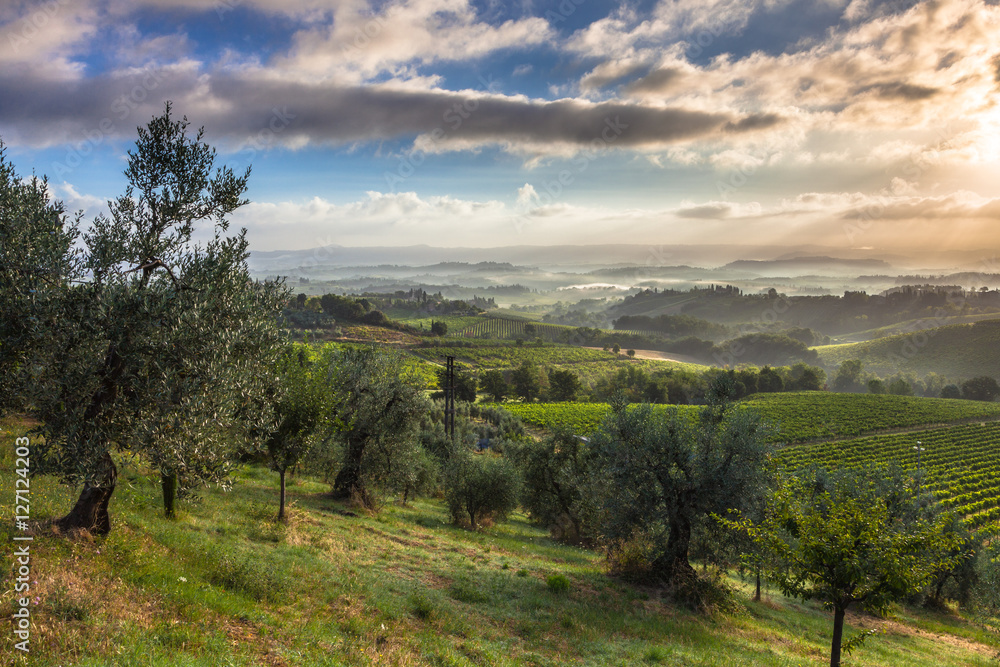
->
[
  {"left": 3, "top": 417, "right": 997, "bottom": 667},
  {"left": 813, "top": 319, "right": 1000, "bottom": 378},
  {"left": 493, "top": 393, "right": 1000, "bottom": 442},
  {"left": 777, "top": 422, "right": 1000, "bottom": 535}
]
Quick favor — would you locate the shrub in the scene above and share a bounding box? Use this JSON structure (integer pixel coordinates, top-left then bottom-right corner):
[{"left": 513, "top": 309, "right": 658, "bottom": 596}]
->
[
  {"left": 409, "top": 591, "right": 436, "bottom": 620},
  {"left": 445, "top": 451, "right": 521, "bottom": 529},
  {"left": 940, "top": 384, "right": 962, "bottom": 399},
  {"left": 546, "top": 574, "right": 571, "bottom": 593}
]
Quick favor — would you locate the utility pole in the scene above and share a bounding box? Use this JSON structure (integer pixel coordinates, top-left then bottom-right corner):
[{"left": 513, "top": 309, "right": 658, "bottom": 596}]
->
[
  {"left": 913, "top": 441, "right": 925, "bottom": 497},
  {"left": 444, "top": 355, "right": 456, "bottom": 441}
]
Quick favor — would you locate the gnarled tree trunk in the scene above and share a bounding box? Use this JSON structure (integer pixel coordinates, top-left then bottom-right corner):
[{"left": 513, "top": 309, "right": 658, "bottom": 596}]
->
[
  {"left": 332, "top": 438, "right": 365, "bottom": 500},
  {"left": 656, "top": 513, "right": 696, "bottom": 583},
  {"left": 161, "top": 472, "right": 178, "bottom": 519},
  {"left": 56, "top": 452, "right": 117, "bottom": 535}
]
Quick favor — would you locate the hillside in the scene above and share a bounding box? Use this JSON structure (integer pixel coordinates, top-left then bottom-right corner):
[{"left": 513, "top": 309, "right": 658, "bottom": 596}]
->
[
  {"left": 2, "top": 417, "right": 997, "bottom": 667},
  {"left": 814, "top": 319, "right": 1000, "bottom": 379}
]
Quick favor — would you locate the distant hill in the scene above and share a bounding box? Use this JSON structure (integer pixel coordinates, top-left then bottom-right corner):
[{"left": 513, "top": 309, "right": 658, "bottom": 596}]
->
[
  {"left": 814, "top": 319, "right": 1000, "bottom": 379},
  {"left": 250, "top": 244, "right": 908, "bottom": 273},
  {"left": 722, "top": 256, "right": 892, "bottom": 277}
]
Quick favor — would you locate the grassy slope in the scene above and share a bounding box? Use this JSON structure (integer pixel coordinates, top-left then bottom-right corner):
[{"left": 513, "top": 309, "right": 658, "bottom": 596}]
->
[
  {"left": 2, "top": 417, "right": 998, "bottom": 667},
  {"left": 813, "top": 319, "right": 1000, "bottom": 378}
]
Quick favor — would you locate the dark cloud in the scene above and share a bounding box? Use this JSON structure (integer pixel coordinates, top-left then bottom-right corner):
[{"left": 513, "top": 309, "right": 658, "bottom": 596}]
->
[
  {"left": 839, "top": 197, "right": 1000, "bottom": 221},
  {"left": 622, "top": 68, "right": 685, "bottom": 95},
  {"left": 676, "top": 203, "right": 733, "bottom": 219},
  {"left": 857, "top": 81, "right": 940, "bottom": 100},
  {"left": 0, "top": 68, "right": 784, "bottom": 152}
]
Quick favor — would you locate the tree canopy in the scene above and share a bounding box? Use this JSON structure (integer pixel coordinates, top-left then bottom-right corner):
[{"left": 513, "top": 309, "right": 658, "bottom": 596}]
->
[{"left": 4, "top": 104, "right": 286, "bottom": 534}]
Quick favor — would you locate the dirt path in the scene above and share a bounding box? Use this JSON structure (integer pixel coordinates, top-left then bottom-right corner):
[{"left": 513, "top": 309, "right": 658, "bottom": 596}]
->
[
  {"left": 585, "top": 347, "right": 705, "bottom": 366},
  {"left": 844, "top": 610, "right": 999, "bottom": 659}
]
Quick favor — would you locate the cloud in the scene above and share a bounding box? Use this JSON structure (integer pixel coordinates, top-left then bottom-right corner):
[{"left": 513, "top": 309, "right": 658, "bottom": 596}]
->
[
  {"left": 272, "top": 0, "right": 553, "bottom": 83},
  {"left": 0, "top": 64, "right": 785, "bottom": 155}
]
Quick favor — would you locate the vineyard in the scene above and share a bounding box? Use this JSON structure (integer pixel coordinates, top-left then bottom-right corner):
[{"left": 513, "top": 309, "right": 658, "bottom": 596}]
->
[
  {"left": 458, "top": 315, "right": 575, "bottom": 341},
  {"left": 777, "top": 422, "right": 1000, "bottom": 535},
  {"left": 409, "top": 344, "right": 618, "bottom": 369},
  {"left": 743, "top": 392, "right": 1000, "bottom": 443},
  {"left": 491, "top": 393, "right": 1000, "bottom": 443}
]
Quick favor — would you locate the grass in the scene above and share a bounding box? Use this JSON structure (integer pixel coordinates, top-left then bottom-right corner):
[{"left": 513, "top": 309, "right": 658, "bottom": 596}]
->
[{"left": 1, "top": 415, "right": 998, "bottom": 666}]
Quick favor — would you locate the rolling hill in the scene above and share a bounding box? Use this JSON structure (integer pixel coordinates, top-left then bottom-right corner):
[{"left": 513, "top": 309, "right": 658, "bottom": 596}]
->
[{"left": 813, "top": 319, "right": 1000, "bottom": 379}]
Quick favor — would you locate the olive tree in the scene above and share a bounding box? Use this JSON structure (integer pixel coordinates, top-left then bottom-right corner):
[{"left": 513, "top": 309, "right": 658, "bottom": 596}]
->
[
  {"left": 518, "top": 429, "right": 597, "bottom": 544},
  {"left": 729, "top": 467, "right": 964, "bottom": 667},
  {"left": 324, "top": 345, "right": 429, "bottom": 506},
  {"left": 590, "top": 381, "right": 774, "bottom": 590},
  {"left": 18, "top": 104, "right": 286, "bottom": 533},
  {"left": 0, "top": 144, "right": 83, "bottom": 414},
  {"left": 259, "top": 344, "right": 329, "bottom": 520}
]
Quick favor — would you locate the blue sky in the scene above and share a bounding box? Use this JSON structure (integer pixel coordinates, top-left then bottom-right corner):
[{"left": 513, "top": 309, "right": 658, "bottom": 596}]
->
[{"left": 2, "top": 0, "right": 1000, "bottom": 253}]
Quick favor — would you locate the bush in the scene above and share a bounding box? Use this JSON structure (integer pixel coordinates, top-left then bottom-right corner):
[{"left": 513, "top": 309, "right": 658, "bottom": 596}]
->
[
  {"left": 961, "top": 375, "right": 1000, "bottom": 402},
  {"left": 546, "top": 574, "right": 571, "bottom": 593},
  {"left": 445, "top": 451, "right": 521, "bottom": 529},
  {"left": 940, "top": 384, "right": 962, "bottom": 399}
]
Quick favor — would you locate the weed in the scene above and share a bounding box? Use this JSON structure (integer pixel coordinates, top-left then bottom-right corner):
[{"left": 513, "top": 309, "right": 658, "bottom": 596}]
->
[
  {"left": 47, "top": 587, "right": 89, "bottom": 622},
  {"left": 644, "top": 645, "right": 669, "bottom": 663},
  {"left": 205, "top": 546, "right": 288, "bottom": 602},
  {"left": 409, "top": 591, "right": 436, "bottom": 621},
  {"left": 449, "top": 577, "right": 490, "bottom": 604}
]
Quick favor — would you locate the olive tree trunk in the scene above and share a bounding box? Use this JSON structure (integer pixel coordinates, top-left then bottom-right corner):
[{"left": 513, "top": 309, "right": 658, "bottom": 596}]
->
[
  {"left": 161, "top": 472, "right": 178, "bottom": 519},
  {"left": 55, "top": 453, "right": 117, "bottom": 535}
]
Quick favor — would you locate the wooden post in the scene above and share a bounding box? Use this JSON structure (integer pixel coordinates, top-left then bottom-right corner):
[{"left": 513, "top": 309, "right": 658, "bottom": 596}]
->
[{"left": 445, "top": 355, "right": 456, "bottom": 441}]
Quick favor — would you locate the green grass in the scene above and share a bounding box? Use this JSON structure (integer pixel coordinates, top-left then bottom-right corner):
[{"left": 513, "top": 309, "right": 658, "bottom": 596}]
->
[
  {"left": 2, "top": 416, "right": 998, "bottom": 666},
  {"left": 813, "top": 319, "right": 1000, "bottom": 379}
]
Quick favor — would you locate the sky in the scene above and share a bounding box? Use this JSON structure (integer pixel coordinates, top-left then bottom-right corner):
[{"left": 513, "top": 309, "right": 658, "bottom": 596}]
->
[{"left": 1, "top": 0, "right": 1000, "bottom": 255}]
